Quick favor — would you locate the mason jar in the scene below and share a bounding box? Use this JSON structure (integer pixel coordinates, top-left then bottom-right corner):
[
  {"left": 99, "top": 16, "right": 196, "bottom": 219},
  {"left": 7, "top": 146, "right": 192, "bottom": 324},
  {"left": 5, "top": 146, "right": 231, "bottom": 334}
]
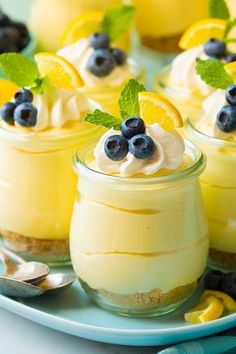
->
[
  {"left": 70, "top": 139, "right": 208, "bottom": 317},
  {"left": 186, "top": 117, "right": 236, "bottom": 271}
]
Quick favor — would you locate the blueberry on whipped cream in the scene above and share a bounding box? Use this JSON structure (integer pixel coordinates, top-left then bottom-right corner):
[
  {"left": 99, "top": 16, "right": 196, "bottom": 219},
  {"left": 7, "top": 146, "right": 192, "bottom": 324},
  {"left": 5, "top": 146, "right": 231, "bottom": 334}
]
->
[
  {"left": 87, "top": 31, "right": 127, "bottom": 78},
  {"left": 1, "top": 88, "right": 37, "bottom": 127},
  {"left": 217, "top": 85, "right": 236, "bottom": 133},
  {"left": 204, "top": 38, "right": 226, "bottom": 59}
]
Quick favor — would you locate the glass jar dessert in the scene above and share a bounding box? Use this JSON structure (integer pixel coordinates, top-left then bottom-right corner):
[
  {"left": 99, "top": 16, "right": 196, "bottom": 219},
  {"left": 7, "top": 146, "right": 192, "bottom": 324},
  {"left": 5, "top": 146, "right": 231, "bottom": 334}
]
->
[
  {"left": 55, "top": 5, "right": 144, "bottom": 116},
  {"left": 186, "top": 86, "right": 236, "bottom": 271},
  {"left": 70, "top": 81, "right": 208, "bottom": 317},
  {"left": 0, "top": 53, "right": 102, "bottom": 265},
  {"left": 153, "top": 8, "right": 236, "bottom": 119}
]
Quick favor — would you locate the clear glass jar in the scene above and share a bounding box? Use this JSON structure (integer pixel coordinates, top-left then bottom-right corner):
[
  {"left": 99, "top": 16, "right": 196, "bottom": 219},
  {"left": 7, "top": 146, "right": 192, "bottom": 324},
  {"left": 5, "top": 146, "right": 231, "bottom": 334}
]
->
[
  {"left": 79, "top": 59, "right": 145, "bottom": 117},
  {"left": 70, "top": 140, "right": 208, "bottom": 317},
  {"left": 186, "top": 117, "right": 236, "bottom": 271},
  {"left": 0, "top": 120, "right": 102, "bottom": 266},
  {"left": 153, "top": 65, "right": 206, "bottom": 120}
]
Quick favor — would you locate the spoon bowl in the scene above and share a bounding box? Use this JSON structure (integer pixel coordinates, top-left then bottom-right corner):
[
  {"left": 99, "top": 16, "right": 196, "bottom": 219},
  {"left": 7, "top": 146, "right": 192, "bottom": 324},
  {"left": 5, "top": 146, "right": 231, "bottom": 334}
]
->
[
  {"left": 37, "top": 273, "right": 76, "bottom": 295},
  {"left": 0, "top": 277, "right": 44, "bottom": 298}
]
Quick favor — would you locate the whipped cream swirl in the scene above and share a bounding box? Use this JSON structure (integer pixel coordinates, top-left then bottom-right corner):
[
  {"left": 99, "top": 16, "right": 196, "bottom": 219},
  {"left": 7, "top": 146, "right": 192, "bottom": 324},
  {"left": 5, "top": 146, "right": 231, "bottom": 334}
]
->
[
  {"left": 94, "top": 124, "right": 185, "bottom": 177},
  {"left": 169, "top": 45, "right": 213, "bottom": 96},
  {"left": 30, "top": 88, "right": 90, "bottom": 132},
  {"left": 196, "top": 89, "right": 236, "bottom": 140},
  {"left": 57, "top": 38, "right": 131, "bottom": 88}
]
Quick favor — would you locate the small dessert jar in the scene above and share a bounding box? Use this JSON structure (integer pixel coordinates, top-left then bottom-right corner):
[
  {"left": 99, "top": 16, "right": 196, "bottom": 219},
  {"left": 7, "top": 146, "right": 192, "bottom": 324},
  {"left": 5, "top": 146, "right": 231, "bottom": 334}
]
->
[
  {"left": 0, "top": 121, "right": 102, "bottom": 265},
  {"left": 70, "top": 140, "right": 208, "bottom": 317},
  {"left": 186, "top": 117, "right": 236, "bottom": 271},
  {"left": 153, "top": 65, "right": 207, "bottom": 120}
]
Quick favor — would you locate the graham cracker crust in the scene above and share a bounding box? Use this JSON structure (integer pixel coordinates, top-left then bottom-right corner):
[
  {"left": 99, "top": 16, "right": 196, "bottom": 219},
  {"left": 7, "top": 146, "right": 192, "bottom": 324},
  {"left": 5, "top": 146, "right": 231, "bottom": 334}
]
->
[
  {"left": 210, "top": 248, "right": 236, "bottom": 268},
  {"left": 140, "top": 34, "right": 182, "bottom": 52},
  {"left": 1, "top": 230, "right": 69, "bottom": 257},
  {"left": 92, "top": 282, "right": 196, "bottom": 309}
]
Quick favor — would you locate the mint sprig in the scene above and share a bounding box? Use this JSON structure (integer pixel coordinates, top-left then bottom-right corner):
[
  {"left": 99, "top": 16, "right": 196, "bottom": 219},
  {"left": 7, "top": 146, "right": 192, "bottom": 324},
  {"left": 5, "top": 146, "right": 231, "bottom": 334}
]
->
[
  {"left": 0, "top": 53, "right": 40, "bottom": 87},
  {"left": 208, "top": 0, "right": 230, "bottom": 20},
  {"left": 102, "top": 5, "right": 135, "bottom": 42},
  {"left": 85, "top": 110, "right": 122, "bottom": 130},
  {"left": 196, "top": 58, "right": 233, "bottom": 89},
  {"left": 119, "top": 79, "right": 146, "bottom": 119}
]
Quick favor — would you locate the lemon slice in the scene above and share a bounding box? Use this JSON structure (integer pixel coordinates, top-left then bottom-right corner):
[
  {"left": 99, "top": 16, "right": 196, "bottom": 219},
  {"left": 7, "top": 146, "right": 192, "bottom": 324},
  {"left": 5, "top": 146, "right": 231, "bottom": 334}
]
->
[
  {"left": 179, "top": 18, "right": 227, "bottom": 50},
  {"left": 202, "top": 290, "right": 236, "bottom": 312},
  {"left": 184, "top": 295, "right": 224, "bottom": 324},
  {"left": 225, "top": 62, "right": 236, "bottom": 82},
  {"left": 61, "top": 11, "right": 103, "bottom": 46},
  {"left": 35, "top": 52, "right": 83, "bottom": 90},
  {"left": 0, "top": 79, "right": 18, "bottom": 106},
  {"left": 138, "top": 92, "right": 183, "bottom": 131}
]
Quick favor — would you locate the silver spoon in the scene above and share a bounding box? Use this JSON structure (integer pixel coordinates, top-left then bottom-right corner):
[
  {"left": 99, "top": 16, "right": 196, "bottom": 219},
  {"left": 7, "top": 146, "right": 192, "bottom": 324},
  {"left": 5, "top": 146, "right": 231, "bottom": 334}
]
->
[
  {"left": 36, "top": 273, "right": 76, "bottom": 295},
  {"left": 0, "top": 247, "right": 50, "bottom": 283},
  {"left": 0, "top": 277, "right": 45, "bottom": 298}
]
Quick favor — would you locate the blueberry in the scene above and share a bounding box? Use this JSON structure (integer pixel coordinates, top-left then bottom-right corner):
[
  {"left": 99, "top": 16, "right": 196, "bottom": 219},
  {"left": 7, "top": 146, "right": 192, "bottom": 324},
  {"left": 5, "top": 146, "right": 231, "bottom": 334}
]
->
[
  {"left": 87, "top": 49, "right": 116, "bottom": 77},
  {"left": 11, "top": 22, "right": 28, "bottom": 38},
  {"left": 111, "top": 48, "right": 127, "bottom": 65},
  {"left": 129, "top": 134, "right": 155, "bottom": 159},
  {"left": 0, "top": 13, "right": 10, "bottom": 27},
  {"left": 14, "top": 89, "right": 33, "bottom": 105},
  {"left": 1, "top": 102, "right": 16, "bottom": 125},
  {"left": 203, "top": 270, "right": 223, "bottom": 290},
  {"left": 120, "top": 117, "right": 145, "bottom": 139},
  {"left": 0, "top": 27, "right": 21, "bottom": 52},
  {"left": 14, "top": 102, "right": 37, "bottom": 127},
  {"left": 225, "top": 53, "right": 236, "bottom": 63},
  {"left": 222, "top": 272, "right": 236, "bottom": 297},
  {"left": 104, "top": 135, "right": 128, "bottom": 161},
  {"left": 204, "top": 38, "right": 226, "bottom": 59},
  {"left": 89, "top": 32, "right": 110, "bottom": 49},
  {"left": 217, "top": 105, "right": 236, "bottom": 132},
  {"left": 226, "top": 85, "right": 236, "bottom": 106}
]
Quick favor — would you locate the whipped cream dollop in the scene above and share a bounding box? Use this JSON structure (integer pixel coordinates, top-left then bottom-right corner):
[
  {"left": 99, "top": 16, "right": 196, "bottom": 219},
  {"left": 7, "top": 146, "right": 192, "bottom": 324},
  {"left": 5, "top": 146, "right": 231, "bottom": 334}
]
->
[
  {"left": 94, "top": 124, "right": 185, "bottom": 177},
  {"left": 169, "top": 45, "right": 213, "bottom": 96},
  {"left": 196, "top": 89, "right": 236, "bottom": 140},
  {"left": 57, "top": 38, "right": 131, "bottom": 88},
  {"left": 30, "top": 88, "right": 90, "bottom": 131}
]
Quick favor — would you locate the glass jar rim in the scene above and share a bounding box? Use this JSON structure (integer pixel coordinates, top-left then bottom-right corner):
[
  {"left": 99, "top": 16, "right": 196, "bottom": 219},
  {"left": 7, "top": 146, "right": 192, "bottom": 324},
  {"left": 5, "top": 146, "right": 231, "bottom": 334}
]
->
[
  {"left": 185, "top": 114, "right": 236, "bottom": 149},
  {"left": 73, "top": 138, "right": 206, "bottom": 186}
]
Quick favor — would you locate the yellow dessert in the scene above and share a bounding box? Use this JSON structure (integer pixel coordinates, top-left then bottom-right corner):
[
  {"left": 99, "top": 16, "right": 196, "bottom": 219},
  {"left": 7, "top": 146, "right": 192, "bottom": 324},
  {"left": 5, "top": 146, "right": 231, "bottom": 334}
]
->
[
  {"left": 70, "top": 82, "right": 208, "bottom": 316},
  {"left": 55, "top": 6, "right": 144, "bottom": 116},
  {"left": 153, "top": 6, "right": 236, "bottom": 119},
  {"left": 0, "top": 53, "right": 102, "bottom": 264}
]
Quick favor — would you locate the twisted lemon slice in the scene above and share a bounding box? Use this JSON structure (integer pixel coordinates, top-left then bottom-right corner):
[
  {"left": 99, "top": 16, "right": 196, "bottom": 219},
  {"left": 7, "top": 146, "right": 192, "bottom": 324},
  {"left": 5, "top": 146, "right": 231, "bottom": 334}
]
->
[
  {"left": 179, "top": 18, "right": 226, "bottom": 50},
  {"left": 35, "top": 53, "right": 83, "bottom": 90},
  {"left": 138, "top": 92, "right": 183, "bottom": 131},
  {"left": 202, "top": 290, "right": 236, "bottom": 312}
]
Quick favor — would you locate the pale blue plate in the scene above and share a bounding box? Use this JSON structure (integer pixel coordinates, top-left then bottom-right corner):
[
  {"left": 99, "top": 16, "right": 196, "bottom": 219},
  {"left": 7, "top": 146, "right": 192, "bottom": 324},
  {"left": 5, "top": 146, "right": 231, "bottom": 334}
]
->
[{"left": 0, "top": 266, "right": 236, "bottom": 346}]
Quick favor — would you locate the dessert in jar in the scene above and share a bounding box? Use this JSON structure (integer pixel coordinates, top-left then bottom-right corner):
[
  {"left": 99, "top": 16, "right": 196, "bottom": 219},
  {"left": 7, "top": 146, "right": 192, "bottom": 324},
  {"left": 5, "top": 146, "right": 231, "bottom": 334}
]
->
[
  {"left": 29, "top": 0, "right": 128, "bottom": 52},
  {"left": 0, "top": 53, "right": 102, "bottom": 265},
  {"left": 153, "top": 1, "right": 236, "bottom": 119},
  {"left": 70, "top": 80, "right": 208, "bottom": 317},
  {"left": 56, "top": 5, "right": 144, "bottom": 116},
  {"left": 186, "top": 60, "right": 236, "bottom": 270},
  {"left": 133, "top": 0, "right": 207, "bottom": 52}
]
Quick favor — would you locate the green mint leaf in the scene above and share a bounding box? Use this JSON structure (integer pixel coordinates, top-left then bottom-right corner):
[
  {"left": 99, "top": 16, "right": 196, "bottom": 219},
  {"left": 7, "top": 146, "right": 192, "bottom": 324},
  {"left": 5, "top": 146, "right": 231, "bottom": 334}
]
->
[
  {"left": 0, "top": 53, "right": 40, "bottom": 87},
  {"left": 102, "top": 5, "right": 135, "bottom": 42},
  {"left": 208, "top": 0, "right": 230, "bottom": 19},
  {"left": 224, "top": 18, "right": 236, "bottom": 39},
  {"left": 119, "top": 79, "right": 146, "bottom": 120},
  {"left": 31, "top": 77, "right": 52, "bottom": 95},
  {"left": 196, "top": 58, "right": 233, "bottom": 89},
  {"left": 84, "top": 109, "right": 122, "bottom": 130}
]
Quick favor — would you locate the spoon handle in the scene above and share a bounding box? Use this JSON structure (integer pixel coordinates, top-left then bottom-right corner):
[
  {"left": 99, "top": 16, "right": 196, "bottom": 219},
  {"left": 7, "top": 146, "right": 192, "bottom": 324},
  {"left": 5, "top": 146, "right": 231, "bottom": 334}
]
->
[{"left": 0, "top": 247, "right": 25, "bottom": 265}]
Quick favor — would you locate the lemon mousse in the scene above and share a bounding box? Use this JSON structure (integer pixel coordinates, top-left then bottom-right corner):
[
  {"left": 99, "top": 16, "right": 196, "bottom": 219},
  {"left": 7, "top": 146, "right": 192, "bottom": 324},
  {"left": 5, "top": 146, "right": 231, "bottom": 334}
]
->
[
  {"left": 0, "top": 53, "right": 102, "bottom": 264},
  {"left": 55, "top": 6, "right": 144, "bottom": 116},
  {"left": 70, "top": 80, "right": 208, "bottom": 316},
  {"left": 153, "top": 4, "right": 236, "bottom": 119},
  {"left": 186, "top": 79, "right": 236, "bottom": 271}
]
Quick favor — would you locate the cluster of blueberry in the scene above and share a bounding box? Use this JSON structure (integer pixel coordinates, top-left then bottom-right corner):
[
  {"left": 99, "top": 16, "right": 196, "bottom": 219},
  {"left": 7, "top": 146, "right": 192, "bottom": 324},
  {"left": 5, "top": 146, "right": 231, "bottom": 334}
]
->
[
  {"left": 87, "top": 32, "right": 127, "bottom": 77},
  {"left": 204, "top": 270, "right": 236, "bottom": 298},
  {"left": 204, "top": 38, "right": 236, "bottom": 63},
  {"left": 217, "top": 85, "right": 236, "bottom": 132},
  {"left": 0, "top": 8, "right": 30, "bottom": 54},
  {"left": 104, "top": 117, "right": 156, "bottom": 161},
  {"left": 1, "top": 89, "right": 37, "bottom": 127}
]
